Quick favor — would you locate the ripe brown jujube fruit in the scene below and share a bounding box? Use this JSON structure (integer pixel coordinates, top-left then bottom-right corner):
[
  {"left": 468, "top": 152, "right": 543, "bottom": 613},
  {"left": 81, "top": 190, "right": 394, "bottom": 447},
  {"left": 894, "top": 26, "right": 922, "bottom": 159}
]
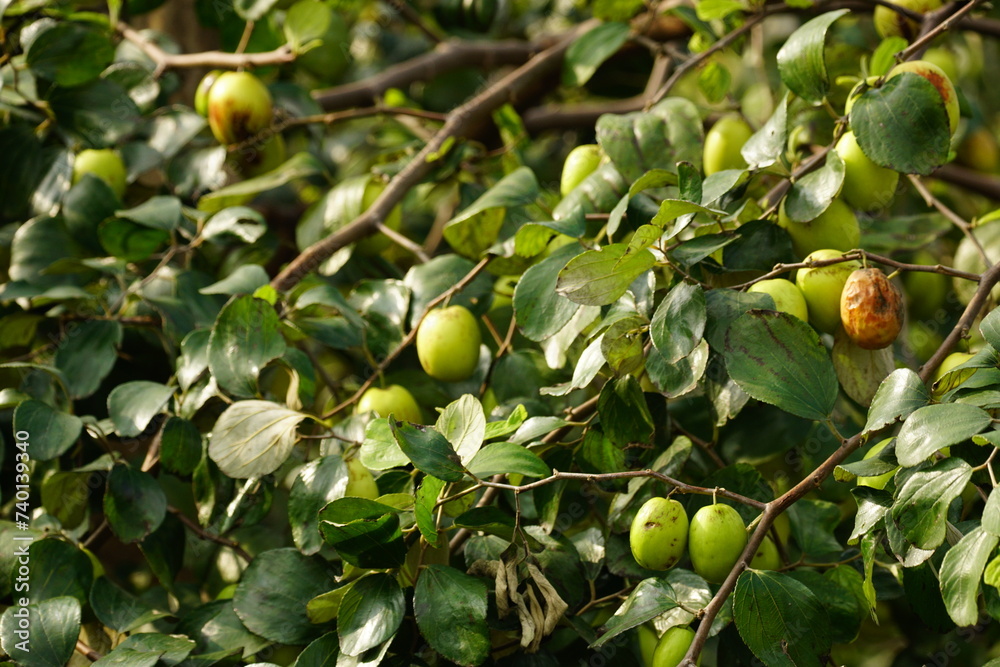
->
[{"left": 839, "top": 268, "right": 904, "bottom": 349}]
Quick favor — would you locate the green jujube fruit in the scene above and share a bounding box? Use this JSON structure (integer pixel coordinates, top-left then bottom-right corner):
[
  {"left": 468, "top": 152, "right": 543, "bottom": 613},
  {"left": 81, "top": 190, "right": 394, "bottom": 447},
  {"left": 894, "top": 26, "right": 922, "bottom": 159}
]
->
[
  {"left": 629, "top": 497, "right": 688, "bottom": 571},
  {"left": 652, "top": 626, "right": 700, "bottom": 667},
  {"left": 688, "top": 503, "right": 747, "bottom": 583},
  {"left": 749, "top": 536, "right": 780, "bottom": 570}
]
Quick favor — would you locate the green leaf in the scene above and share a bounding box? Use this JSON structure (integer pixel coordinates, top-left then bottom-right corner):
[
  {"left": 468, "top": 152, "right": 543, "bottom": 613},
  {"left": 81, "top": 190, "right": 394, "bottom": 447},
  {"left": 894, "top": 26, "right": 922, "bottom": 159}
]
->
[
  {"left": 390, "top": 420, "right": 466, "bottom": 482},
  {"left": 42, "top": 472, "right": 90, "bottom": 528},
  {"left": 788, "top": 499, "right": 843, "bottom": 559},
  {"left": 984, "top": 488, "right": 1000, "bottom": 536},
  {"left": 483, "top": 404, "right": 529, "bottom": 440},
  {"left": 404, "top": 255, "right": 494, "bottom": 329},
  {"left": 360, "top": 418, "right": 408, "bottom": 470},
  {"left": 467, "top": 442, "right": 551, "bottom": 478},
  {"left": 556, "top": 243, "right": 655, "bottom": 306},
  {"left": 293, "top": 633, "right": 340, "bottom": 667},
  {"left": 107, "top": 381, "right": 173, "bottom": 437},
  {"left": 741, "top": 93, "right": 788, "bottom": 170},
  {"left": 104, "top": 464, "right": 167, "bottom": 543},
  {"left": 208, "top": 400, "right": 308, "bottom": 478},
  {"left": 734, "top": 570, "right": 832, "bottom": 666},
  {"left": 0, "top": 597, "right": 81, "bottom": 667},
  {"left": 160, "top": 417, "right": 203, "bottom": 476},
  {"left": 415, "top": 475, "right": 446, "bottom": 547},
  {"left": 696, "top": 0, "right": 744, "bottom": 20},
  {"left": 54, "top": 319, "right": 123, "bottom": 399},
  {"left": 413, "top": 565, "right": 490, "bottom": 666},
  {"left": 704, "top": 288, "right": 773, "bottom": 351},
  {"left": 981, "top": 306, "right": 1000, "bottom": 350},
  {"left": 444, "top": 167, "right": 539, "bottom": 258},
  {"left": 110, "top": 634, "right": 195, "bottom": 665},
  {"left": 337, "top": 574, "right": 405, "bottom": 656},
  {"left": 26, "top": 539, "right": 93, "bottom": 605},
  {"left": 233, "top": 548, "right": 337, "bottom": 645},
  {"left": 863, "top": 368, "right": 930, "bottom": 435},
  {"left": 201, "top": 206, "right": 267, "bottom": 243},
  {"left": 596, "top": 100, "right": 703, "bottom": 182},
  {"left": 564, "top": 22, "right": 631, "bottom": 87},
  {"left": 26, "top": 22, "right": 114, "bottom": 87},
  {"left": 12, "top": 400, "right": 82, "bottom": 461},
  {"left": 591, "top": 573, "right": 708, "bottom": 647},
  {"left": 650, "top": 281, "right": 706, "bottom": 363},
  {"left": 892, "top": 458, "right": 973, "bottom": 550},
  {"left": 776, "top": 10, "right": 850, "bottom": 104},
  {"left": 436, "top": 394, "right": 486, "bottom": 465},
  {"left": 598, "top": 375, "right": 656, "bottom": 445},
  {"left": 198, "top": 153, "right": 324, "bottom": 214},
  {"left": 514, "top": 242, "right": 582, "bottom": 341},
  {"left": 870, "top": 37, "right": 909, "bottom": 76},
  {"left": 831, "top": 333, "right": 895, "bottom": 408},
  {"left": 723, "top": 310, "right": 838, "bottom": 420},
  {"left": 174, "top": 600, "right": 269, "bottom": 657},
  {"left": 851, "top": 74, "right": 951, "bottom": 175},
  {"left": 208, "top": 295, "right": 287, "bottom": 398},
  {"left": 200, "top": 264, "right": 270, "bottom": 295},
  {"left": 940, "top": 527, "right": 998, "bottom": 626},
  {"left": 99, "top": 217, "right": 169, "bottom": 261},
  {"left": 117, "top": 196, "right": 182, "bottom": 231},
  {"left": 895, "top": 403, "right": 992, "bottom": 466},
  {"left": 782, "top": 150, "right": 845, "bottom": 222},
  {"left": 289, "top": 455, "right": 349, "bottom": 555},
  {"left": 50, "top": 79, "right": 140, "bottom": 146},
  {"left": 552, "top": 164, "right": 628, "bottom": 221},
  {"left": 90, "top": 577, "right": 172, "bottom": 633},
  {"left": 318, "top": 498, "right": 407, "bottom": 568}
]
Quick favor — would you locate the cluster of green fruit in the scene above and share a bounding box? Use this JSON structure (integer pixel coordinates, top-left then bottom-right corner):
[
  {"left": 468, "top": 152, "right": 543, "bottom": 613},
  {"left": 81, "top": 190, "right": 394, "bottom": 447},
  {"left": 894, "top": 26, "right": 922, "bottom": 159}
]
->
[
  {"left": 627, "top": 497, "right": 780, "bottom": 665},
  {"left": 355, "top": 304, "right": 482, "bottom": 422}
]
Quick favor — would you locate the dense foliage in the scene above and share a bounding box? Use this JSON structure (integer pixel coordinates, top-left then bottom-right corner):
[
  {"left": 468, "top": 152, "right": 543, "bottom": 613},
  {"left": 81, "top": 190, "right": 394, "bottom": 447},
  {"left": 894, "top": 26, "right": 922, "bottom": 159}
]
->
[{"left": 3, "top": 0, "right": 1000, "bottom": 665}]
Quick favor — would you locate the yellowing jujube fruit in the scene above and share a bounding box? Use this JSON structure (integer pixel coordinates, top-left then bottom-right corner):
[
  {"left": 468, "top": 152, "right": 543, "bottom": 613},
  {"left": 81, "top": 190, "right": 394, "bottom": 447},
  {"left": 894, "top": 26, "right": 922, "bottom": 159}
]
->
[
  {"left": 356, "top": 384, "right": 422, "bottom": 423},
  {"left": 839, "top": 268, "right": 904, "bottom": 350},
  {"left": 857, "top": 438, "right": 898, "bottom": 490},
  {"left": 73, "top": 149, "right": 127, "bottom": 198},
  {"left": 416, "top": 305, "right": 482, "bottom": 382},
  {"left": 207, "top": 71, "right": 274, "bottom": 145},
  {"left": 688, "top": 503, "right": 747, "bottom": 584},
  {"left": 747, "top": 278, "right": 809, "bottom": 322},
  {"left": 873, "top": 0, "right": 943, "bottom": 40},
  {"left": 629, "top": 497, "right": 688, "bottom": 571},
  {"left": 888, "top": 60, "right": 960, "bottom": 135},
  {"left": 834, "top": 131, "right": 899, "bottom": 211},
  {"left": 560, "top": 144, "right": 603, "bottom": 196},
  {"left": 652, "top": 626, "right": 700, "bottom": 667},
  {"left": 795, "top": 250, "right": 862, "bottom": 334},
  {"left": 749, "top": 536, "right": 780, "bottom": 570},
  {"left": 777, "top": 198, "right": 860, "bottom": 259},
  {"left": 194, "top": 69, "right": 223, "bottom": 117},
  {"left": 344, "top": 456, "right": 379, "bottom": 499},
  {"left": 703, "top": 114, "right": 753, "bottom": 175}
]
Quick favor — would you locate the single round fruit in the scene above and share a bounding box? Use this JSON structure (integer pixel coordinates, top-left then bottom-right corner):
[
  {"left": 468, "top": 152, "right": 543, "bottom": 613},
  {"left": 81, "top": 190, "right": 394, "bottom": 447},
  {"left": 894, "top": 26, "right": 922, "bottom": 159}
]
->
[
  {"left": 888, "top": 60, "right": 959, "bottom": 135},
  {"left": 629, "top": 497, "right": 688, "bottom": 571},
  {"left": 777, "top": 198, "right": 860, "bottom": 259},
  {"left": 560, "top": 144, "right": 603, "bottom": 196},
  {"left": 953, "top": 221, "right": 1000, "bottom": 305},
  {"left": 835, "top": 131, "right": 899, "bottom": 211},
  {"left": 749, "top": 536, "right": 780, "bottom": 571},
  {"left": 416, "top": 305, "right": 482, "bottom": 382},
  {"left": 356, "top": 384, "right": 422, "bottom": 423},
  {"left": 747, "top": 278, "right": 809, "bottom": 322},
  {"left": 194, "top": 69, "right": 223, "bottom": 117},
  {"left": 652, "top": 626, "right": 699, "bottom": 667},
  {"left": 207, "top": 71, "right": 274, "bottom": 145},
  {"left": 795, "top": 250, "right": 862, "bottom": 334},
  {"left": 857, "top": 438, "right": 898, "bottom": 490},
  {"left": 903, "top": 250, "right": 949, "bottom": 319},
  {"left": 703, "top": 114, "right": 753, "bottom": 175},
  {"left": 933, "top": 351, "right": 975, "bottom": 382},
  {"left": 840, "top": 268, "right": 905, "bottom": 350},
  {"left": 637, "top": 624, "right": 658, "bottom": 667},
  {"left": 73, "top": 149, "right": 127, "bottom": 198},
  {"left": 345, "top": 456, "right": 379, "bottom": 499},
  {"left": 957, "top": 126, "right": 1000, "bottom": 172},
  {"left": 688, "top": 503, "right": 748, "bottom": 584},
  {"left": 873, "top": 0, "right": 943, "bottom": 40}
]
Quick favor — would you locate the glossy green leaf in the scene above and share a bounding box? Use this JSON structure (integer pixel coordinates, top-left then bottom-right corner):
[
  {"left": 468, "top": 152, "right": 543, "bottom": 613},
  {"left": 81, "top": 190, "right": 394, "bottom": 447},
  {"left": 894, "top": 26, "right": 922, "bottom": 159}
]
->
[
  {"left": 514, "top": 242, "right": 582, "bottom": 341},
  {"left": 116, "top": 195, "right": 182, "bottom": 230},
  {"left": 289, "top": 455, "right": 350, "bottom": 555},
  {"left": 892, "top": 458, "right": 972, "bottom": 550},
  {"left": 107, "top": 381, "right": 173, "bottom": 437},
  {"left": 870, "top": 37, "right": 909, "bottom": 76},
  {"left": 26, "top": 539, "right": 93, "bottom": 605},
  {"left": 90, "top": 577, "right": 172, "bottom": 633},
  {"left": 318, "top": 498, "right": 407, "bottom": 568},
  {"left": 783, "top": 150, "right": 845, "bottom": 222},
  {"left": 415, "top": 475, "right": 446, "bottom": 547},
  {"left": 598, "top": 375, "right": 655, "bottom": 446},
  {"left": 467, "top": 442, "right": 551, "bottom": 478},
  {"left": 12, "top": 400, "right": 82, "bottom": 461},
  {"left": 208, "top": 295, "right": 286, "bottom": 398},
  {"left": 160, "top": 416, "right": 203, "bottom": 476},
  {"left": 436, "top": 394, "right": 486, "bottom": 465},
  {"left": 563, "top": 22, "right": 630, "bottom": 87},
  {"left": 940, "top": 527, "right": 997, "bottom": 626},
  {"left": 104, "top": 464, "right": 166, "bottom": 543},
  {"left": 26, "top": 23, "right": 114, "bottom": 87},
  {"left": 198, "top": 153, "right": 324, "bottom": 213},
  {"left": 556, "top": 243, "right": 655, "bottom": 306},
  {"left": 741, "top": 93, "right": 788, "bottom": 170},
  {"left": 360, "top": 418, "right": 408, "bottom": 470},
  {"left": 208, "top": 400, "right": 308, "bottom": 478},
  {"left": 390, "top": 420, "right": 466, "bottom": 482},
  {"left": 293, "top": 633, "right": 340, "bottom": 667},
  {"left": 863, "top": 368, "right": 931, "bottom": 435},
  {"left": 984, "top": 488, "right": 1000, "bottom": 536},
  {"left": 591, "top": 573, "right": 707, "bottom": 647},
  {"left": 54, "top": 319, "right": 123, "bottom": 399},
  {"left": 734, "top": 570, "right": 832, "bottom": 666},
  {"left": 650, "top": 281, "right": 706, "bottom": 363},
  {"left": 552, "top": 164, "right": 628, "bottom": 221},
  {"left": 444, "top": 167, "right": 539, "bottom": 259},
  {"left": 981, "top": 306, "right": 1000, "bottom": 350},
  {"left": 851, "top": 74, "right": 951, "bottom": 175},
  {"left": 776, "top": 10, "right": 849, "bottom": 103},
  {"left": 724, "top": 310, "right": 838, "bottom": 420},
  {"left": 338, "top": 574, "right": 405, "bottom": 656},
  {"left": 597, "top": 106, "right": 702, "bottom": 183},
  {"left": 895, "top": 403, "right": 991, "bottom": 467},
  {"left": 413, "top": 565, "right": 489, "bottom": 666},
  {"left": 41, "top": 471, "right": 90, "bottom": 528},
  {"left": 0, "top": 596, "right": 81, "bottom": 667}
]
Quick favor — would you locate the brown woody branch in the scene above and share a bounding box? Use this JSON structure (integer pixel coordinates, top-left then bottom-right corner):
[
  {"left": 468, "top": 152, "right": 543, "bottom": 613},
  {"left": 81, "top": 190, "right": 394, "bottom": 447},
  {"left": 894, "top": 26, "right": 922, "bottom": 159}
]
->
[
  {"left": 271, "top": 20, "right": 600, "bottom": 293},
  {"left": 932, "top": 163, "right": 1000, "bottom": 201},
  {"left": 117, "top": 22, "right": 294, "bottom": 75}
]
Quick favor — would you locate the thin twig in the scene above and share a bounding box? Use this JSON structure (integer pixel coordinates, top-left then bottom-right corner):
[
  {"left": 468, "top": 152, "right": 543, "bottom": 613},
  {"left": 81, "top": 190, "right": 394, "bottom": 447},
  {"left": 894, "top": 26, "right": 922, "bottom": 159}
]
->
[
  {"left": 384, "top": 0, "right": 445, "bottom": 43},
  {"left": 907, "top": 174, "right": 991, "bottom": 266},
  {"left": 76, "top": 640, "right": 102, "bottom": 661},
  {"left": 168, "top": 506, "right": 252, "bottom": 563},
  {"left": 897, "top": 0, "right": 983, "bottom": 62}
]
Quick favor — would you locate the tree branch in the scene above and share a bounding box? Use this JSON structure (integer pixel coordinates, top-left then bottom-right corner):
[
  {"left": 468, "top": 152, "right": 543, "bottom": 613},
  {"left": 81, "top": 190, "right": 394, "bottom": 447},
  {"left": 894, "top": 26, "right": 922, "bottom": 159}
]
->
[
  {"left": 168, "top": 506, "right": 252, "bottom": 562},
  {"left": 271, "top": 20, "right": 599, "bottom": 293},
  {"left": 117, "top": 22, "right": 294, "bottom": 74},
  {"left": 932, "top": 163, "right": 1000, "bottom": 201}
]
